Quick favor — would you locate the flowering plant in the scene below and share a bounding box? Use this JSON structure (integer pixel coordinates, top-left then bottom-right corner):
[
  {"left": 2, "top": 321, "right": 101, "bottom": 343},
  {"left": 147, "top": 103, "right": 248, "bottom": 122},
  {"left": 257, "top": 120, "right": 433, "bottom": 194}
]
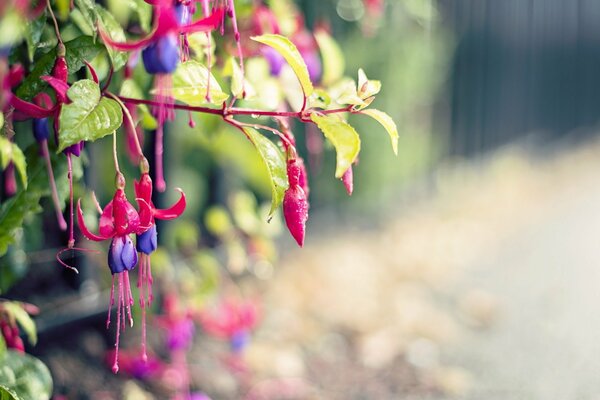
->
[{"left": 0, "top": 0, "right": 396, "bottom": 397}]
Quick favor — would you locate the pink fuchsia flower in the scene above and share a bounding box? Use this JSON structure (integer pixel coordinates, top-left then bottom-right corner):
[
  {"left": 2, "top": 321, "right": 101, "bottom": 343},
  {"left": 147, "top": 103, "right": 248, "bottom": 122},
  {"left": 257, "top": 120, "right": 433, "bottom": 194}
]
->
[
  {"left": 77, "top": 172, "right": 152, "bottom": 373},
  {"left": 99, "top": 5, "right": 223, "bottom": 191},
  {"left": 198, "top": 299, "right": 259, "bottom": 353},
  {"left": 98, "top": 5, "right": 224, "bottom": 75},
  {"left": 134, "top": 170, "right": 186, "bottom": 360}
]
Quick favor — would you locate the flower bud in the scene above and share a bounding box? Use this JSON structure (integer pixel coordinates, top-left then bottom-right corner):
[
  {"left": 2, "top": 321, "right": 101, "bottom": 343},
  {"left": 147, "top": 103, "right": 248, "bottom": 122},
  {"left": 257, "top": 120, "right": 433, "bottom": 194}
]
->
[
  {"left": 283, "top": 184, "right": 308, "bottom": 247},
  {"left": 142, "top": 35, "right": 180, "bottom": 75},
  {"left": 136, "top": 224, "right": 158, "bottom": 255},
  {"left": 32, "top": 118, "right": 50, "bottom": 142},
  {"left": 52, "top": 50, "right": 68, "bottom": 83},
  {"left": 108, "top": 235, "right": 138, "bottom": 274}
]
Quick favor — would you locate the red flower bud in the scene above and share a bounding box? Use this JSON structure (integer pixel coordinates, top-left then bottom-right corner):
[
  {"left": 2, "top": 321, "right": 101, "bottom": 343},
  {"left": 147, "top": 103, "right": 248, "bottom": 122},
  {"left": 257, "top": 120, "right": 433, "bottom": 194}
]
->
[
  {"left": 52, "top": 55, "right": 68, "bottom": 83},
  {"left": 283, "top": 159, "right": 309, "bottom": 247}
]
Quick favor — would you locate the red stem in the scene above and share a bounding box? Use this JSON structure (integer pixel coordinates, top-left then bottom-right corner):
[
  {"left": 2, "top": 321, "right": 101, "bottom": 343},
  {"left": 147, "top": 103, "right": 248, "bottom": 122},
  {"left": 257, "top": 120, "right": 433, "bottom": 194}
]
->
[{"left": 117, "top": 96, "right": 352, "bottom": 119}]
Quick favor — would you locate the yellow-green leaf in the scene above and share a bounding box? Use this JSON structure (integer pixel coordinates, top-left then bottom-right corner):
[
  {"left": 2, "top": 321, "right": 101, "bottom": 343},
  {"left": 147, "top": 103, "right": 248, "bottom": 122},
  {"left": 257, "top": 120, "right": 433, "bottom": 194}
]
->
[
  {"left": 360, "top": 109, "right": 398, "bottom": 155},
  {"left": 251, "top": 34, "right": 314, "bottom": 97},
  {"left": 163, "top": 61, "right": 229, "bottom": 106},
  {"left": 243, "top": 127, "right": 288, "bottom": 218},
  {"left": 357, "top": 68, "right": 381, "bottom": 100},
  {"left": 314, "top": 30, "right": 345, "bottom": 86},
  {"left": 120, "top": 79, "right": 157, "bottom": 129},
  {"left": 311, "top": 114, "right": 361, "bottom": 178}
]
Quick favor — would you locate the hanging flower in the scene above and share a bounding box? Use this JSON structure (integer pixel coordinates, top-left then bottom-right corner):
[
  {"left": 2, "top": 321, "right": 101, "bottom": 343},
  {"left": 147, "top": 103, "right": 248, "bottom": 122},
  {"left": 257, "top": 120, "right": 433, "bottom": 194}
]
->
[
  {"left": 133, "top": 168, "right": 186, "bottom": 360},
  {"left": 77, "top": 172, "right": 152, "bottom": 373},
  {"left": 99, "top": 5, "right": 223, "bottom": 191}
]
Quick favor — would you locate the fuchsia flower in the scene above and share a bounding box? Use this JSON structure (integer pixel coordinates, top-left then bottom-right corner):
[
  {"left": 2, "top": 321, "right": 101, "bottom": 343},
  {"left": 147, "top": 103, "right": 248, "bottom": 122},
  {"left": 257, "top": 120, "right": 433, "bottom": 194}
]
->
[
  {"left": 77, "top": 172, "right": 152, "bottom": 373},
  {"left": 134, "top": 170, "right": 186, "bottom": 360},
  {"left": 199, "top": 299, "right": 258, "bottom": 353},
  {"left": 100, "top": 4, "right": 223, "bottom": 192}
]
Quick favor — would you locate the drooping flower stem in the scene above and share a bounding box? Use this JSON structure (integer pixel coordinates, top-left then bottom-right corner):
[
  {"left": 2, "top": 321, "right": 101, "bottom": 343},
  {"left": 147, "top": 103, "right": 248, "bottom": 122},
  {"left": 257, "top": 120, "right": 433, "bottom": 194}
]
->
[
  {"left": 46, "top": 0, "right": 63, "bottom": 46},
  {"left": 67, "top": 153, "right": 75, "bottom": 248}
]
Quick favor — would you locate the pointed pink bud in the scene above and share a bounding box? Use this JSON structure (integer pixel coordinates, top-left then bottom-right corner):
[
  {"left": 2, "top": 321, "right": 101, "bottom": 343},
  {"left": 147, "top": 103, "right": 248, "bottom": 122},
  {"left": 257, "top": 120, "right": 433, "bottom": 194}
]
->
[
  {"left": 283, "top": 187, "right": 308, "bottom": 247},
  {"left": 341, "top": 165, "right": 353, "bottom": 196}
]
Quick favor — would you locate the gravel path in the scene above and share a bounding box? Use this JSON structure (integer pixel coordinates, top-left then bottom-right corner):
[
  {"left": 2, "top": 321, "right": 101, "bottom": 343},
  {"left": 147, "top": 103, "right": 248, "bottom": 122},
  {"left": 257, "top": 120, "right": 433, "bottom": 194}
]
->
[{"left": 444, "top": 145, "right": 600, "bottom": 400}]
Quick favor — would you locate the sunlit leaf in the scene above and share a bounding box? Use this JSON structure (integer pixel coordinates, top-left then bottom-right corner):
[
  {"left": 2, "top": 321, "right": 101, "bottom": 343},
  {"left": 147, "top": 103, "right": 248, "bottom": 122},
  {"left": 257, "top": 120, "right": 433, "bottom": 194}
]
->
[
  {"left": 251, "top": 34, "right": 314, "bottom": 97},
  {"left": 243, "top": 127, "right": 288, "bottom": 218},
  {"left": 3, "top": 302, "right": 36, "bottom": 345},
  {"left": 96, "top": 5, "right": 128, "bottom": 70},
  {"left": 164, "top": 61, "right": 229, "bottom": 106},
  {"left": 0, "top": 351, "right": 52, "bottom": 400},
  {"left": 360, "top": 109, "right": 398, "bottom": 155},
  {"left": 311, "top": 114, "right": 361, "bottom": 178},
  {"left": 314, "top": 30, "right": 345, "bottom": 86},
  {"left": 58, "top": 79, "right": 123, "bottom": 152},
  {"left": 224, "top": 57, "right": 256, "bottom": 99}
]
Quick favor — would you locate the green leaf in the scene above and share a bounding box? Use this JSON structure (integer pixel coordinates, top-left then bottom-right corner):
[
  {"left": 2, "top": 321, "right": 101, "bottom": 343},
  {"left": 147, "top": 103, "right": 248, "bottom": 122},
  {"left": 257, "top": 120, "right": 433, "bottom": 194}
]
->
[
  {"left": 74, "top": 0, "right": 98, "bottom": 37},
  {"left": 360, "top": 109, "right": 399, "bottom": 155},
  {"left": 16, "top": 36, "right": 104, "bottom": 101},
  {"left": 251, "top": 34, "right": 314, "bottom": 97},
  {"left": 58, "top": 79, "right": 123, "bottom": 152},
  {"left": 96, "top": 5, "right": 128, "bottom": 70},
  {"left": 311, "top": 114, "right": 361, "bottom": 178},
  {"left": 24, "top": 12, "right": 46, "bottom": 62},
  {"left": 165, "top": 60, "right": 229, "bottom": 106},
  {"left": 0, "top": 335, "right": 6, "bottom": 360},
  {"left": 3, "top": 303, "right": 36, "bottom": 346},
  {"left": 314, "top": 30, "right": 345, "bottom": 86},
  {"left": 0, "top": 351, "right": 52, "bottom": 400},
  {"left": 0, "top": 385, "right": 21, "bottom": 400},
  {"left": 0, "top": 148, "right": 47, "bottom": 257},
  {"left": 0, "top": 137, "right": 11, "bottom": 170},
  {"left": 243, "top": 127, "right": 288, "bottom": 218}
]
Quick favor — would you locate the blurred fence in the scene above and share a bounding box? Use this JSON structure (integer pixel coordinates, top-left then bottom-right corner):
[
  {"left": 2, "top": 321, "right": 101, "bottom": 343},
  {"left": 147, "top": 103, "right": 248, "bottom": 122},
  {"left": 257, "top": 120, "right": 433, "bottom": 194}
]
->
[{"left": 442, "top": 0, "right": 600, "bottom": 155}]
